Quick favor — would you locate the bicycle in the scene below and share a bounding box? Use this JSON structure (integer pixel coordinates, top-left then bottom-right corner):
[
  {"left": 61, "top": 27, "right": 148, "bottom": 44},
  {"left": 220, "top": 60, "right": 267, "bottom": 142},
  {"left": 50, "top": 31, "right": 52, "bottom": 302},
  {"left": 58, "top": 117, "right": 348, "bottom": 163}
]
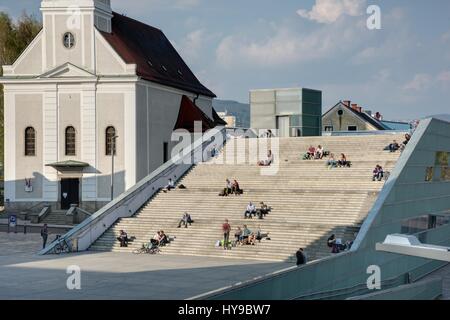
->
[
  {"left": 53, "top": 236, "right": 71, "bottom": 254},
  {"left": 132, "top": 244, "right": 161, "bottom": 255}
]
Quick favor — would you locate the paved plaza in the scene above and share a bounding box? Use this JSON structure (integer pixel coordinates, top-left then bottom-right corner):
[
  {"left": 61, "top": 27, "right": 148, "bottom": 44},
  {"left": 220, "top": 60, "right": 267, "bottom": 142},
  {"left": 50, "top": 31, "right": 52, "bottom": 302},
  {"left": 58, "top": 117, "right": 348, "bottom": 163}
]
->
[{"left": 0, "top": 232, "right": 291, "bottom": 300}]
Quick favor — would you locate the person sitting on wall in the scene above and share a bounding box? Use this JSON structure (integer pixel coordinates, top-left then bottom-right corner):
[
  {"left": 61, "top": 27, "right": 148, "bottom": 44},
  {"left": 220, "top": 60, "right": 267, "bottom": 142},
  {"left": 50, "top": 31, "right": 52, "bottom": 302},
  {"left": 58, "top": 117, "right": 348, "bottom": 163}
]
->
[
  {"left": 389, "top": 140, "right": 400, "bottom": 153},
  {"left": 326, "top": 153, "right": 338, "bottom": 169},
  {"left": 400, "top": 134, "right": 412, "bottom": 151},
  {"left": 372, "top": 165, "right": 384, "bottom": 181},
  {"left": 296, "top": 248, "right": 306, "bottom": 266},
  {"left": 327, "top": 234, "right": 336, "bottom": 249},
  {"left": 231, "top": 179, "right": 243, "bottom": 195},
  {"left": 117, "top": 230, "right": 129, "bottom": 247},
  {"left": 244, "top": 202, "right": 257, "bottom": 219},
  {"left": 315, "top": 145, "right": 324, "bottom": 159},
  {"left": 258, "top": 150, "right": 274, "bottom": 166}
]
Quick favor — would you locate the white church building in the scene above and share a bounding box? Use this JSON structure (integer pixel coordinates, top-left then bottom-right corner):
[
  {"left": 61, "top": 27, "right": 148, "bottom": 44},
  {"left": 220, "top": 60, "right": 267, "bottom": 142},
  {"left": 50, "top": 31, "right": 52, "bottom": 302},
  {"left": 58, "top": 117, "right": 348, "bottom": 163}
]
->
[{"left": 1, "top": 0, "right": 221, "bottom": 212}]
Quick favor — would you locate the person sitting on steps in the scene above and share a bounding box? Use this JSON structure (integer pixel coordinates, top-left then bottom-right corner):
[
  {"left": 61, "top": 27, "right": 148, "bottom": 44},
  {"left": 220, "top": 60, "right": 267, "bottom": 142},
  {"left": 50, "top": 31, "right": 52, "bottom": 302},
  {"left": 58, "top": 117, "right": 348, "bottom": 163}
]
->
[
  {"left": 244, "top": 202, "right": 257, "bottom": 219},
  {"left": 117, "top": 230, "right": 129, "bottom": 247},
  {"left": 258, "top": 150, "right": 274, "bottom": 166},
  {"left": 389, "top": 140, "right": 400, "bottom": 153},
  {"left": 241, "top": 225, "right": 252, "bottom": 245},
  {"left": 234, "top": 227, "right": 243, "bottom": 245},
  {"left": 178, "top": 212, "right": 193, "bottom": 228},
  {"left": 372, "top": 165, "right": 384, "bottom": 181},
  {"left": 232, "top": 179, "right": 243, "bottom": 195},
  {"left": 163, "top": 178, "right": 175, "bottom": 192},
  {"left": 151, "top": 231, "right": 161, "bottom": 246},
  {"left": 307, "top": 145, "right": 316, "bottom": 160},
  {"left": 220, "top": 179, "right": 232, "bottom": 197},
  {"left": 326, "top": 153, "right": 337, "bottom": 169},
  {"left": 315, "top": 145, "right": 324, "bottom": 159},
  {"left": 159, "top": 230, "right": 169, "bottom": 246},
  {"left": 337, "top": 153, "right": 351, "bottom": 167},
  {"left": 258, "top": 202, "right": 271, "bottom": 218}
]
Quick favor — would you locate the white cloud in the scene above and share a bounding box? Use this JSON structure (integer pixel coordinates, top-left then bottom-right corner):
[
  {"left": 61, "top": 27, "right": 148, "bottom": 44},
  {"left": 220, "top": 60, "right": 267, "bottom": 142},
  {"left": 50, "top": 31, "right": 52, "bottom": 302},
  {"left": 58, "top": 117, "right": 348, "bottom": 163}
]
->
[
  {"left": 178, "top": 29, "right": 205, "bottom": 61},
  {"left": 216, "top": 20, "right": 360, "bottom": 68},
  {"left": 442, "top": 31, "right": 450, "bottom": 43},
  {"left": 437, "top": 71, "right": 450, "bottom": 90},
  {"left": 403, "top": 74, "right": 433, "bottom": 91},
  {"left": 297, "top": 0, "right": 366, "bottom": 24}
]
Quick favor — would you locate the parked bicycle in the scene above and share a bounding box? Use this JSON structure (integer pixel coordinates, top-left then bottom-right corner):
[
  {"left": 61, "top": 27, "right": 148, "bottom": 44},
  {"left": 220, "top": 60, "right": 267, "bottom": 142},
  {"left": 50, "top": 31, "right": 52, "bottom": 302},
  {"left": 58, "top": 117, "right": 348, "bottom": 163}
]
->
[
  {"left": 53, "top": 235, "right": 71, "bottom": 254},
  {"left": 132, "top": 243, "right": 161, "bottom": 255}
]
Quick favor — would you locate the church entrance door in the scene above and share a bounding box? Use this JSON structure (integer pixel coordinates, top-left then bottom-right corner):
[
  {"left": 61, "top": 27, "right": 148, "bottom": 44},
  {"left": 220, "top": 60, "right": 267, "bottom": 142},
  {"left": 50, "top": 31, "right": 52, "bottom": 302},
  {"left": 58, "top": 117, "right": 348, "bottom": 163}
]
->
[{"left": 61, "top": 178, "right": 80, "bottom": 210}]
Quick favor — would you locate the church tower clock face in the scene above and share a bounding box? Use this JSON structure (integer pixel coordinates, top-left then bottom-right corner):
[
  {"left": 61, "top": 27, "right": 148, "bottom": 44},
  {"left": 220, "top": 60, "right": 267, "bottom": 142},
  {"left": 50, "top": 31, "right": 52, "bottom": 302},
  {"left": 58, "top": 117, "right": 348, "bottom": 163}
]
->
[{"left": 63, "top": 32, "right": 75, "bottom": 49}]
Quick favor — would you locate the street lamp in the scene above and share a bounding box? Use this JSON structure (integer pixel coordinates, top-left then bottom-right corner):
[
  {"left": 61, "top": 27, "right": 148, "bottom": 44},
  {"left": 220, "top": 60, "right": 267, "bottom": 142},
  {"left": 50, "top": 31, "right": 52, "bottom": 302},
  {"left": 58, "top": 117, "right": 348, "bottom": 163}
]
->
[{"left": 111, "top": 135, "right": 119, "bottom": 201}]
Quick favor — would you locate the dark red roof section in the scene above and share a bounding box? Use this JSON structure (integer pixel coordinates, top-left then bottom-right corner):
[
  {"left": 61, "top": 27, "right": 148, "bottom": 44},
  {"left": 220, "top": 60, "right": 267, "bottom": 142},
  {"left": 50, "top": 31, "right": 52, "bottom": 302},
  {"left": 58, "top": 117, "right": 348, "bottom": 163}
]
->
[
  {"left": 174, "top": 95, "right": 215, "bottom": 132},
  {"left": 100, "top": 13, "right": 216, "bottom": 98}
]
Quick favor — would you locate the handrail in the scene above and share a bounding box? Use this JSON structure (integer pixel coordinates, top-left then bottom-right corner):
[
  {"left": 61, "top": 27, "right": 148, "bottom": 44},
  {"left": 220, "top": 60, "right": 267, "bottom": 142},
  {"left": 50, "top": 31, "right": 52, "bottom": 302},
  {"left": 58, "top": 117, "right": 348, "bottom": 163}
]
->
[
  {"left": 39, "top": 126, "right": 229, "bottom": 255},
  {"left": 76, "top": 207, "right": 93, "bottom": 217},
  {"left": 37, "top": 206, "right": 51, "bottom": 223}
]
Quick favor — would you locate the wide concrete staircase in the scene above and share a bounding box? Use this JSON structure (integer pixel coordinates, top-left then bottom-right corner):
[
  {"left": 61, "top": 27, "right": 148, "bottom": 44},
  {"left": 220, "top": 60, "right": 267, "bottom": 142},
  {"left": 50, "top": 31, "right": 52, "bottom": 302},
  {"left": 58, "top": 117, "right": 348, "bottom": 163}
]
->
[{"left": 90, "top": 134, "right": 405, "bottom": 262}]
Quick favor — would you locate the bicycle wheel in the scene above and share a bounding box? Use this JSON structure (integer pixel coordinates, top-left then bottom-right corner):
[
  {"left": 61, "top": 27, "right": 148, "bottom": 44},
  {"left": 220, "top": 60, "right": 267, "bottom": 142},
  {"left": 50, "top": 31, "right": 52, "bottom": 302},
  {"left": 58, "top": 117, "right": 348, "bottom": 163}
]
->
[
  {"left": 54, "top": 244, "right": 62, "bottom": 254},
  {"left": 63, "top": 243, "right": 71, "bottom": 253}
]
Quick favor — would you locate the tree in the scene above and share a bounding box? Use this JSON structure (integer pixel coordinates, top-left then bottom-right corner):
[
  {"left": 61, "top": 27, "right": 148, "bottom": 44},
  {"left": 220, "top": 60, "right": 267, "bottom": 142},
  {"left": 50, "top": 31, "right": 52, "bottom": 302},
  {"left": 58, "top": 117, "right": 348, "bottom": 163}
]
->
[{"left": 0, "top": 11, "right": 41, "bottom": 169}]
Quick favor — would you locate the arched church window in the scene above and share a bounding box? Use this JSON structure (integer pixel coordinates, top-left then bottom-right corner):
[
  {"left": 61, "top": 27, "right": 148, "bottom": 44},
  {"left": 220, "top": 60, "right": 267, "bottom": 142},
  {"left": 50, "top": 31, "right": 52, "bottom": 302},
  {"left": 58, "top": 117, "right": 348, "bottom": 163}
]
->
[
  {"left": 25, "top": 127, "right": 36, "bottom": 156},
  {"left": 65, "top": 126, "right": 76, "bottom": 156},
  {"left": 63, "top": 32, "right": 75, "bottom": 49},
  {"left": 106, "top": 126, "right": 117, "bottom": 156}
]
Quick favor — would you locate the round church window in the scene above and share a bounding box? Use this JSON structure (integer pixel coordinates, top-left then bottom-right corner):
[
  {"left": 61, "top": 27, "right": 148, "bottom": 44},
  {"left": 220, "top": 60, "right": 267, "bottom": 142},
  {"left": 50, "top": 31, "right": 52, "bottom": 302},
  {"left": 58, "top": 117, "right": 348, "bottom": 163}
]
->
[{"left": 63, "top": 32, "right": 75, "bottom": 49}]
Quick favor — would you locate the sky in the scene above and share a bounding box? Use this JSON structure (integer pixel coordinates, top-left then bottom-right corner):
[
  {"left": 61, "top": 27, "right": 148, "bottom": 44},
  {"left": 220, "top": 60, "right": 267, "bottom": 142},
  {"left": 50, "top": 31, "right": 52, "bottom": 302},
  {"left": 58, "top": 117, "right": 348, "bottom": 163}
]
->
[{"left": 1, "top": 0, "right": 450, "bottom": 120}]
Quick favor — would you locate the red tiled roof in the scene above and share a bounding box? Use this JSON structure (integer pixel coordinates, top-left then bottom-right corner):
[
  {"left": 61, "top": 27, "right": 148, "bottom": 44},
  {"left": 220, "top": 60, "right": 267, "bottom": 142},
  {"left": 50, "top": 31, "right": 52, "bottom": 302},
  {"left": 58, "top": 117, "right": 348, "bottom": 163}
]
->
[
  {"left": 100, "top": 13, "right": 216, "bottom": 98},
  {"left": 174, "top": 95, "right": 215, "bottom": 132}
]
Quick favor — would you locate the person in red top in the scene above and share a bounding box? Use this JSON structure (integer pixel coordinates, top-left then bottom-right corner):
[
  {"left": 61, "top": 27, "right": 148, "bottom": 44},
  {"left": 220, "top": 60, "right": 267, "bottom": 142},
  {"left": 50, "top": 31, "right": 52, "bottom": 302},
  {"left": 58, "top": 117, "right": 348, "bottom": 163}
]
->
[{"left": 222, "top": 219, "right": 231, "bottom": 250}]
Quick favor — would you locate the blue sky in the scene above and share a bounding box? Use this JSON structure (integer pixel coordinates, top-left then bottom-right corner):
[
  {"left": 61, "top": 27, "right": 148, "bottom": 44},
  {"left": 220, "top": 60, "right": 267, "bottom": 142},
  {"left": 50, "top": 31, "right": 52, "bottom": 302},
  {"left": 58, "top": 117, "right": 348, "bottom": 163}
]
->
[{"left": 1, "top": 0, "right": 450, "bottom": 120}]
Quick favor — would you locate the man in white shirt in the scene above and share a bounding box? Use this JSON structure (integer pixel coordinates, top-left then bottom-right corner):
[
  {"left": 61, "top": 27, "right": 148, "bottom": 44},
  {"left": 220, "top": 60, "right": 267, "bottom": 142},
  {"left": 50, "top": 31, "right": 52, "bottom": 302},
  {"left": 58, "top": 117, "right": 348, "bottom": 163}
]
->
[
  {"left": 165, "top": 178, "right": 175, "bottom": 191},
  {"left": 244, "top": 202, "right": 257, "bottom": 219}
]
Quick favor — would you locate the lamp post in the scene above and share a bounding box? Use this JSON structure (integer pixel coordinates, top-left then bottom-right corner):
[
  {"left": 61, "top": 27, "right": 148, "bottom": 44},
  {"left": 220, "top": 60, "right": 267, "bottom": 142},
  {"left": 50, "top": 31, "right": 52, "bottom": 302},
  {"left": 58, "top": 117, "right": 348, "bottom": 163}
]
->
[{"left": 111, "top": 135, "right": 119, "bottom": 201}]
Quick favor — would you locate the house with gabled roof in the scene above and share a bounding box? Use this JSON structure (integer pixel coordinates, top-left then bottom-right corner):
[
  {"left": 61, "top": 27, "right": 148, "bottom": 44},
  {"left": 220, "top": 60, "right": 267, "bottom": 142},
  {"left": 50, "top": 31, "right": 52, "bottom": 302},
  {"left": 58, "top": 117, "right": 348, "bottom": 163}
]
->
[
  {"left": 1, "top": 0, "right": 221, "bottom": 212},
  {"left": 322, "top": 100, "right": 409, "bottom": 132}
]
